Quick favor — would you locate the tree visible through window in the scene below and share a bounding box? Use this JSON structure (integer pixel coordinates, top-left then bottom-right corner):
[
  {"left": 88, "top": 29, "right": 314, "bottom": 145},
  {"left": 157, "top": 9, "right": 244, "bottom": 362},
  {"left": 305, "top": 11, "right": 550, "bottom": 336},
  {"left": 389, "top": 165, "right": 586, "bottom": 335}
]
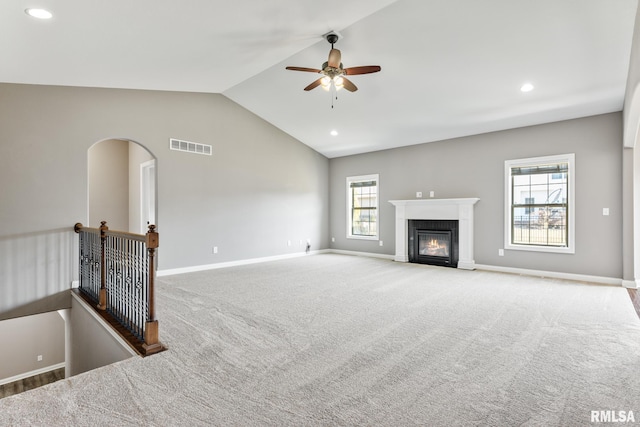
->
[
  {"left": 505, "top": 154, "right": 574, "bottom": 253},
  {"left": 347, "top": 175, "right": 378, "bottom": 239}
]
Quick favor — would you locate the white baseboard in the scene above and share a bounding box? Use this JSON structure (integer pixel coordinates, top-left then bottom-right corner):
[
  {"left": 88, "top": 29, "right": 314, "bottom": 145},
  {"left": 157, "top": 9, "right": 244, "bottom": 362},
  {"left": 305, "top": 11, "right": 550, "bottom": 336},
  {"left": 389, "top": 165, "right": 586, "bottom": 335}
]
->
[
  {"left": 331, "top": 251, "right": 622, "bottom": 286},
  {"left": 156, "top": 249, "right": 623, "bottom": 287},
  {"left": 328, "top": 249, "right": 395, "bottom": 261},
  {"left": 0, "top": 362, "right": 66, "bottom": 387},
  {"left": 157, "top": 250, "right": 330, "bottom": 277},
  {"left": 474, "top": 263, "right": 622, "bottom": 286}
]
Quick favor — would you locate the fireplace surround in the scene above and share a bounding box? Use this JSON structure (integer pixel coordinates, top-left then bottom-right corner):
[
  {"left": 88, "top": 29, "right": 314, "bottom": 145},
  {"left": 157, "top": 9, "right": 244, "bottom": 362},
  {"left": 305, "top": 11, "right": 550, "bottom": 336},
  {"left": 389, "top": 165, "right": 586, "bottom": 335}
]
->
[{"left": 389, "top": 198, "right": 480, "bottom": 270}]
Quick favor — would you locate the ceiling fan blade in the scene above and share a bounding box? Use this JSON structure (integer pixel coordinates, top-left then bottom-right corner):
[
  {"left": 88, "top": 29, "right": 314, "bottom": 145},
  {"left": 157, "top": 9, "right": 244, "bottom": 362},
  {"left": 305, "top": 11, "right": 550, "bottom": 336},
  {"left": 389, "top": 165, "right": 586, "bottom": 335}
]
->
[
  {"left": 286, "top": 66, "right": 322, "bottom": 73},
  {"left": 341, "top": 77, "right": 358, "bottom": 92},
  {"left": 344, "top": 65, "right": 381, "bottom": 75},
  {"left": 304, "top": 78, "right": 323, "bottom": 91},
  {"left": 328, "top": 49, "right": 341, "bottom": 68}
]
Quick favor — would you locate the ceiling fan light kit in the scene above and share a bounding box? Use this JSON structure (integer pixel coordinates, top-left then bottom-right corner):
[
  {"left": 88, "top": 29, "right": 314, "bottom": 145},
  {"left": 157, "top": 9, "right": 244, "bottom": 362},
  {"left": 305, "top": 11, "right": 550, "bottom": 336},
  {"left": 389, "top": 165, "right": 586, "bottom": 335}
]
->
[{"left": 286, "top": 33, "right": 381, "bottom": 106}]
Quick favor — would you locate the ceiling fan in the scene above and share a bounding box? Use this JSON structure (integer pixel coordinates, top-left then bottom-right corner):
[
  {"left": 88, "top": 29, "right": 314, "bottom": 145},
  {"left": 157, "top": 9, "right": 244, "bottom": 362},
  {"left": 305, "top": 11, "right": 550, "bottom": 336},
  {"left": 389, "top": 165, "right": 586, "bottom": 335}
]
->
[{"left": 285, "top": 33, "right": 381, "bottom": 93}]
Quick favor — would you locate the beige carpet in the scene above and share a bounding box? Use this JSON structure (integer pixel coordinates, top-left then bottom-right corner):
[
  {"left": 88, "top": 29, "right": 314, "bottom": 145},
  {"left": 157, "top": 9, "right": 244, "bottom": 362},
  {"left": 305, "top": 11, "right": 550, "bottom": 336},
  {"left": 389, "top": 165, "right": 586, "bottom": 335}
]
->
[{"left": 1, "top": 254, "right": 639, "bottom": 426}]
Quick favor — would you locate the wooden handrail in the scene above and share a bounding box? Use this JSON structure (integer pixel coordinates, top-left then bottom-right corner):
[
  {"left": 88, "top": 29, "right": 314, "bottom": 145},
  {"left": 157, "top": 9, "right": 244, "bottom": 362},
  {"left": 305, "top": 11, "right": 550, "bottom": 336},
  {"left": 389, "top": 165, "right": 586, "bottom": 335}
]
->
[
  {"left": 75, "top": 223, "right": 147, "bottom": 242},
  {"left": 74, "top": 221, "right": 164, "bottom": 356}
]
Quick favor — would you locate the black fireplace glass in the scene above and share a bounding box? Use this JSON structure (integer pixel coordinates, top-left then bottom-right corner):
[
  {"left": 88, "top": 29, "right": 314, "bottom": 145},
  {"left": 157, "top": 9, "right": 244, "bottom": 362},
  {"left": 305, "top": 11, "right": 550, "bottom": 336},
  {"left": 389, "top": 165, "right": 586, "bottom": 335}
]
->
[
  {"left": 418, "top": 231, "right": 450, "bottom": 257},
  {"left": 408, "top": 220, "right": 459, "bottom": 267}
]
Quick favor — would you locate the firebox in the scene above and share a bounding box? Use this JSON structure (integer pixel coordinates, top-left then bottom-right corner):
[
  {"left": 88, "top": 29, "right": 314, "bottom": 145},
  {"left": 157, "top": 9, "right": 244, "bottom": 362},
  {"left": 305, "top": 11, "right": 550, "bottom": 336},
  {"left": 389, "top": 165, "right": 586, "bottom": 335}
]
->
[{"left": 408, "top": 220, "right": 459, "bottom": 267}]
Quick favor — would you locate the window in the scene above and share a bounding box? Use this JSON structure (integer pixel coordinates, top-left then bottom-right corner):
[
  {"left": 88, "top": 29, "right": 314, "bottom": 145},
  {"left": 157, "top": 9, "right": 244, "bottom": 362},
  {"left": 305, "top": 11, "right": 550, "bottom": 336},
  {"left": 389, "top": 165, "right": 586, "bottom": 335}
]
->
[
  {"left": 347, "top": 174, "right": 379, "bottom": 240},
  {"left": 505, "top": 154, "right": 575, "bottom": 253}
]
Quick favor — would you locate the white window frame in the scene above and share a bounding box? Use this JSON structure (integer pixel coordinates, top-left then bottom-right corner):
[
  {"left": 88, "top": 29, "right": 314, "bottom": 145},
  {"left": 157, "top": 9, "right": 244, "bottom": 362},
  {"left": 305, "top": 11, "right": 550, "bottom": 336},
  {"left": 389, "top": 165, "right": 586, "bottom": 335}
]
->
[
  {"left": 504, "top": 154, "right": 575, "bottom": 254},
  {"left": 346, "top": 174, "right": 379, "bottom": 240}
]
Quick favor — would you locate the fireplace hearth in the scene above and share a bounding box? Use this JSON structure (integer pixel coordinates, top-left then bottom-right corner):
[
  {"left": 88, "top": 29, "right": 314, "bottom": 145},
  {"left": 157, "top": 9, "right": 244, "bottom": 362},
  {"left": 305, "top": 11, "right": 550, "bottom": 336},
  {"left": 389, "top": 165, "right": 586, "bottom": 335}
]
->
[{"left": 408, "top": 220, "right": 459, "bottom": 267}]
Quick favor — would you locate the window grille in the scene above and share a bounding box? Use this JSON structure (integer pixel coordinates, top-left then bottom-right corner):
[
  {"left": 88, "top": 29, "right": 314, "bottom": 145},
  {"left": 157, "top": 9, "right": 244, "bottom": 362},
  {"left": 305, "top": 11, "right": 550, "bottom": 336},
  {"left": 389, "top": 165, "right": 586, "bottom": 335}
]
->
[
  {"left": 347, "top": 175, "right": 378, "bottom": 239},
  {"left": 505, "top": 154, "right": 574, "bottom": 253}
]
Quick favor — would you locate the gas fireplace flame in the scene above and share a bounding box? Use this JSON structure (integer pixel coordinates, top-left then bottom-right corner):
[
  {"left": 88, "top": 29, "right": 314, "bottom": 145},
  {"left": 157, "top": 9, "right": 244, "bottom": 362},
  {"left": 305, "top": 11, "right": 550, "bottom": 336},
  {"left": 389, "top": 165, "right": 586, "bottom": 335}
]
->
[{"left": 420, "top": 237, "right": 449, "bottom": 257}]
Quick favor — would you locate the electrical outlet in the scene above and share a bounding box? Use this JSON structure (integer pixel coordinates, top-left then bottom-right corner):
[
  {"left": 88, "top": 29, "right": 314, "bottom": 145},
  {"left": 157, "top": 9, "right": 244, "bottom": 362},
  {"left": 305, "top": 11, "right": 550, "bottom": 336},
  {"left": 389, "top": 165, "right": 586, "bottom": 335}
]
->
[
  {"left": 331, "top": 237, "right": 335, "bottom": 242},
  {"left": 212, "top": 246, "right": 218, "bottom": 254},
  {"left": 498, "top": 249, "right": 504, "bottom": 256},
  {"left": 287, "top": 240, "right": 291, "bottom": 247},
  {"left": 379, "top": 240, "right": 384, "bottom": 246},
  {"left": 430, "top": 191, "right": 435, "bottom": 198},
  {"left": 416, "top": 191, "right": 422, "bottom": 198},
  {"left": 603, "top": 208, "right": 609, "bottom": 216},
  {"left": 37, "top": 355, "right": 43, "bottom": 362}
]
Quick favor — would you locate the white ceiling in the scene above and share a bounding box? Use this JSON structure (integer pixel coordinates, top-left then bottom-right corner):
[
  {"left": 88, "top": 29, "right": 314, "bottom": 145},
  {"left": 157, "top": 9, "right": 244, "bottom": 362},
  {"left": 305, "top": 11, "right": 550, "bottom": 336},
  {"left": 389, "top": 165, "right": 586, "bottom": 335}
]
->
[{"left": 2, "top": 0, "right": 637, "bottom": 158}]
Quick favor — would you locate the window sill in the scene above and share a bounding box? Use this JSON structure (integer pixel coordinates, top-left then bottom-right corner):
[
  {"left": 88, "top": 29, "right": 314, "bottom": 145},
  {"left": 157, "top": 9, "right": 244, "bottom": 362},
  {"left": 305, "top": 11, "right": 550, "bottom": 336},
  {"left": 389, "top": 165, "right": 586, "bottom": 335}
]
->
[
  {"left": 347, "top": 235, "right": 378, "bottom": 241},
  {"left": 505, "top": 244, "right": 574, "bottom": 254}
]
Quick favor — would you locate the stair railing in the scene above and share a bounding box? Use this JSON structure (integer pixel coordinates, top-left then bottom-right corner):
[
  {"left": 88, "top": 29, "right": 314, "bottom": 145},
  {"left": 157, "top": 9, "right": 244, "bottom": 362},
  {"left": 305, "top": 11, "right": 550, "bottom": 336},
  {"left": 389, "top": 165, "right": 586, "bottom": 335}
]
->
[{"left": 74, "top": 221, "right": 163, "bottom": 356}]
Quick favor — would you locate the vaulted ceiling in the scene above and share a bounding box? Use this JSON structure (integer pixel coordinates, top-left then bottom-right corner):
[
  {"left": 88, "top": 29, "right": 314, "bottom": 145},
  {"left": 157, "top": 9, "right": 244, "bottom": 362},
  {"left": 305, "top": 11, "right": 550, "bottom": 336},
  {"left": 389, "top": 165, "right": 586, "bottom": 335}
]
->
[{"left": 2, "top": 0, "right": 637, "bottom": 157}]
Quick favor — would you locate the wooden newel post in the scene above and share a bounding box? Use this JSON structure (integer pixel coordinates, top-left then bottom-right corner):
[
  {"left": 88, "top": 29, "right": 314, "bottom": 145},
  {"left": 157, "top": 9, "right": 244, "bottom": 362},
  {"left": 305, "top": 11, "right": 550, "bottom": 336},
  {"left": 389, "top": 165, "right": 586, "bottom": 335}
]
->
[
  {"left": 143, "top": 224, "right": 162, "bottom": 355},
  {"left": 98, "top": 221, "right": 108, "bottom": 310}
]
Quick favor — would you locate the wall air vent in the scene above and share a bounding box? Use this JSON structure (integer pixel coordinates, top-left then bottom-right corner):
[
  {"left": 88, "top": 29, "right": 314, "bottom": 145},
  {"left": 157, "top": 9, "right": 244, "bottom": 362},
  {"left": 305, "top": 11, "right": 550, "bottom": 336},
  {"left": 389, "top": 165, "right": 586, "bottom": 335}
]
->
[{"left": 169, "top": 138, "right": 212, "bottom": 156}]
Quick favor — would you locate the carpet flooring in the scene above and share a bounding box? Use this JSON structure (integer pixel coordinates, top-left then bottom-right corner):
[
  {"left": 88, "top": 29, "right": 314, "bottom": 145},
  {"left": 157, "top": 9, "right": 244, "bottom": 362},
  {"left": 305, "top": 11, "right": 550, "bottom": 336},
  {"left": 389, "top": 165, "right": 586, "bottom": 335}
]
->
[{"left": 1, "top": 254, "right": 639, "bottom": 426}]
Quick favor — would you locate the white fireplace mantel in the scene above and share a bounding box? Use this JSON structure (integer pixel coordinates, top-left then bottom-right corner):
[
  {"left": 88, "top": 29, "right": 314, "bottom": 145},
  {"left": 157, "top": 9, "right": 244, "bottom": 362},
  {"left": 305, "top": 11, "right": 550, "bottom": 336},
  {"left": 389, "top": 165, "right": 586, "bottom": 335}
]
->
[{"left": 389, "top": 198, "right": 480, "bottom": 270}]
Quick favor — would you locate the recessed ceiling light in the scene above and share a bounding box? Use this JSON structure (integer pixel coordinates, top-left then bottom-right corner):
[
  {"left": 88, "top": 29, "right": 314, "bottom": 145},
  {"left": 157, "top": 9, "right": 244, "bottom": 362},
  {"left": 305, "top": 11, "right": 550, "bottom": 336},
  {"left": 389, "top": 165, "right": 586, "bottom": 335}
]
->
[
  {"left": 330, "top": 130, "right": 338, "bottom": 136},
  {"left": 520, "top": 83, "right": 534, "bottom": 93},
  {"left": 25, "top": 8, "right": 53, "bottom": 19}
]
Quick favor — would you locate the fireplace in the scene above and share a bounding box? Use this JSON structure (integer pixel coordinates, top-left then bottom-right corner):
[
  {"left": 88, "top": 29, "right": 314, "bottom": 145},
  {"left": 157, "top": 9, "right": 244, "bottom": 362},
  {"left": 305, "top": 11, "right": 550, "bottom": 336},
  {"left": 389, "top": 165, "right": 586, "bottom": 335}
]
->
[
  {"left": 388, "top": 198, "right": 479, "bottom": 270},
  {"left": 408, "top": 220, "right": 459, "bottom": 267}
]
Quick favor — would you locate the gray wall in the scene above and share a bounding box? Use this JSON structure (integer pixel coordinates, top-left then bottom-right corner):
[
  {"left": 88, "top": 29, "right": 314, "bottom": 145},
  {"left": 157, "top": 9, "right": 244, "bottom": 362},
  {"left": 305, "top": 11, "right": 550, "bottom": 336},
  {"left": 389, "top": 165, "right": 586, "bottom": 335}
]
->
[
  {"left": 69, "top": 294, "right": 134, "bottom": 376},
  {"left": 330, "top": 113, "right": 623, "bottom": 279},
  {"left": 88, "top": 139, "right": 130, "bottom": 231},
  {"left": 0, "top": 311, "right": 65, "bottom": 382},
  {"left": 0, "top": 83, "right": 329, "bottom": 317}
]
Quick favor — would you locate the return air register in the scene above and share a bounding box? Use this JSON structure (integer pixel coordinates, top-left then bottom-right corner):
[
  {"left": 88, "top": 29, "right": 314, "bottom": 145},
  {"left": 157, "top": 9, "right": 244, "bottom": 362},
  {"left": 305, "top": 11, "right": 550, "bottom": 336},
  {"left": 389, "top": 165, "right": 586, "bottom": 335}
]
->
[{"left": 169, "top": 138, "right": 212, "bottom": 156}]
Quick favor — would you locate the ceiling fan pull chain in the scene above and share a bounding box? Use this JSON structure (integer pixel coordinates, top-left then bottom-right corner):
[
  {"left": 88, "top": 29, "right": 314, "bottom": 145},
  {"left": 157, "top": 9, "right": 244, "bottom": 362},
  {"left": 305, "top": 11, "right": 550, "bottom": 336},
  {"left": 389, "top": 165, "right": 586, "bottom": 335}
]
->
[{"left": 331, "top": 84, "right": 338, "bottom": 108}]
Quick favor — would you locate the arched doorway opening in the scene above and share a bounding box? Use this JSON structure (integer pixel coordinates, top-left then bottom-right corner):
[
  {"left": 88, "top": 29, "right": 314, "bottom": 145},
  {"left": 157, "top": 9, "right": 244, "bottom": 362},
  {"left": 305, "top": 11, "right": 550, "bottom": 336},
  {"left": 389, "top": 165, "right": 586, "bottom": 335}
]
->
[{"left": 88, "top": 138, "right": 157, "bottom": 234}]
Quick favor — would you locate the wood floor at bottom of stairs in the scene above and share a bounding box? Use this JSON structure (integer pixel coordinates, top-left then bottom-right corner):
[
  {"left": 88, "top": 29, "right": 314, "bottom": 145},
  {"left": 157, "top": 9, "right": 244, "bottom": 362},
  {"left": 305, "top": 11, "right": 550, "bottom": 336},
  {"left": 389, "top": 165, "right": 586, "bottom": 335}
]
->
[{"left": 0, "top": 368, "right": 65, "bottom": 399}]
